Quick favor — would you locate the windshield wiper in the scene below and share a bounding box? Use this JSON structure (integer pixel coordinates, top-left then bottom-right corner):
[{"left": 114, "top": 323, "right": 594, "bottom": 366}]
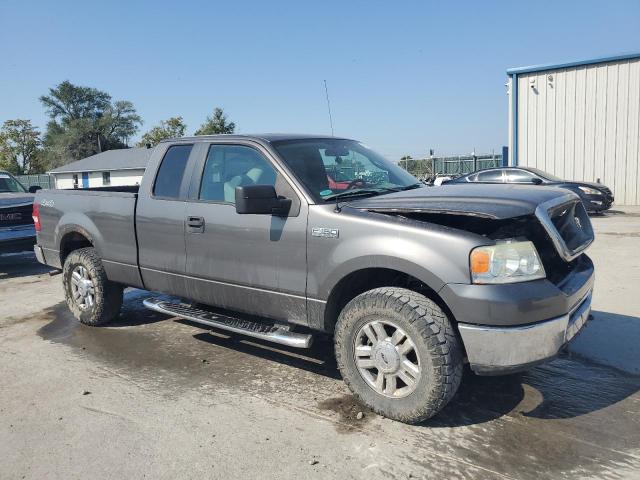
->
[
  {"left": 324, "top": 183, "right": 425, "bottom": 212},
  {"left": 323, "top": 188, "right": 388, "bottom": 213},
  {"left": 323, "top": 189, "right": 385, "bottom": 201},
  {"left": 379, "top": 182, "right": 424, "bottom": 193},
  {"left": 324, "top": 183, "right": 423, "bottom": 201}
]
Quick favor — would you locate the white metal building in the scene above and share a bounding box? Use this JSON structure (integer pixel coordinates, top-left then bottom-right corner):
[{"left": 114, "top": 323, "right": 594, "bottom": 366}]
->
[
  {"left": 49, "top": 148, "right": 151, "bottom": 189},
  {"left": 507, "top": 52, "right": 640, "bottom": 205}
]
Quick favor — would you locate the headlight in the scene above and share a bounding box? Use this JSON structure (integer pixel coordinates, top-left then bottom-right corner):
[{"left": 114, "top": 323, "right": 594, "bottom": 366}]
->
[
  {"left": 578, "top": 186, "right": 602, "bottom": 195},
  {"left": 470, "top": 240, "right": 546, "bottom": 284}
]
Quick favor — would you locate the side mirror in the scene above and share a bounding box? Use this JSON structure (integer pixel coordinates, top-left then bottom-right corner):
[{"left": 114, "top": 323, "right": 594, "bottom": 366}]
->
[
  {"left": 28, "top": 185, "right": 42, "bottom": 193},
  {"left": 530, "top": 177, "right": 543, "bottom": 185},
  {"left": 235, "top": 185, "right": 291, "bottom": 216}
]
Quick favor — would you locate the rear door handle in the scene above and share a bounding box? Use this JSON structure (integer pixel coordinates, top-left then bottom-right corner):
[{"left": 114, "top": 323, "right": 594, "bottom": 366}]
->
[{"left": 186, "top": 216, "right": 205, "bottom": 233}]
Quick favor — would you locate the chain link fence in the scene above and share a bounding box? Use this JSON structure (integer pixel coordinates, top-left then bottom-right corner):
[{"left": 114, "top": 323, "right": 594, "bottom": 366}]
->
[
  {"left": 399, "top": 154, "right": 504, "bottom": 180},
  {"left": 16, "top": 174, "right": 54, "bottom": 190}
]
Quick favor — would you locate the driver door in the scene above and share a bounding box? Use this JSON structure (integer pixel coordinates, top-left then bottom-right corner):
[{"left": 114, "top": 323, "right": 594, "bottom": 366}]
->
[{"left": 182, "top": 142, "right": 309, "bottom": 324}]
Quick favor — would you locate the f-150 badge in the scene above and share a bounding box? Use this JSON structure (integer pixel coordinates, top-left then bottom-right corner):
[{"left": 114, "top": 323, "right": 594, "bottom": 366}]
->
[{"left": 311, "top": 227, "right": 339, "bottom": 239}]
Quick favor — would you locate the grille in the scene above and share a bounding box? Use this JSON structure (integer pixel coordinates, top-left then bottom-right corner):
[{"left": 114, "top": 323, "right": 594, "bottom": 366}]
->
[
  {"left": 548, "top": 201, "right": 593, "bottom": 252},
  {"left": 0, "top": 203, "right": 34, "bottom": 227},
  {"left": 535, "top": 196, "right": 594, "bottom": 262}
]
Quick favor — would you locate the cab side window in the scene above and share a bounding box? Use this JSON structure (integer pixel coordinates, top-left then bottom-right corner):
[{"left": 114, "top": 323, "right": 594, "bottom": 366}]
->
[
  {"left": 153, "top": 144, "right": 193, "bottom": 198},
  {"left": 199, "top": 145, "right": 278, "bottom": 203}
]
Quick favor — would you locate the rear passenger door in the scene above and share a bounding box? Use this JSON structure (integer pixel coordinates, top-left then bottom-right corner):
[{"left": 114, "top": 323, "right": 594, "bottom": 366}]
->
[
  {"left": 182, "top": 142, "right": 309, "bottom": 324},
  {"left": 136, "top": 143, "right": 197, "bottom": 297}
]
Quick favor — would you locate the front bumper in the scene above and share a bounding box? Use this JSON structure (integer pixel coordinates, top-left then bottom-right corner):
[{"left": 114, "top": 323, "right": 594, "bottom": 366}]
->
[
  {"left": 458, "top": 291, "right": 592, "bottom": 375},
  {"left": 584, "top": 193, "right": 614, "bottom": 212},
  {"left": 440, "top": 253, "right": 595, "bottom": 375}
]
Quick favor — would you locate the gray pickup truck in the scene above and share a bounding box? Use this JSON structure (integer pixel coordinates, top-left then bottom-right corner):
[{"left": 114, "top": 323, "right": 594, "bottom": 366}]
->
[{"left": 34, "top": 135, "right": 595, "bottom": 423}]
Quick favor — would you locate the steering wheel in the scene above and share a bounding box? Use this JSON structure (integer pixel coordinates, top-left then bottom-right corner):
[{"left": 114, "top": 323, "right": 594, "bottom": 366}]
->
[{"left": 345, "top": 178, "right": 367, "bottom": 189}]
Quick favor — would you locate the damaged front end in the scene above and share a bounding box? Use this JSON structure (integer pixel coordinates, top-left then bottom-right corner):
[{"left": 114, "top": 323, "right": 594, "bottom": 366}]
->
[
  {"left": 345, "top": 185, "right": 597, "bottom": 374},
  {"left": 353, "top": 191, "right": 596, "bottom": 375},
  {"left": 355, "top": 192, "right": 593, "bottom": 286}
]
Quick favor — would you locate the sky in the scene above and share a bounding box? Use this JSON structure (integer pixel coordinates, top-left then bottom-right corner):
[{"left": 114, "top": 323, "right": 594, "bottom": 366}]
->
[{"left": 1, "top": 0, "right": 639, "bottom": 159}]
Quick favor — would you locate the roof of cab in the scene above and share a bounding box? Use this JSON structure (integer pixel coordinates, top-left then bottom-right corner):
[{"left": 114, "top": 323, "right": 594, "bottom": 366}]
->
[{"left": 159, "top": 133, "right": 352, "bottom": 144}]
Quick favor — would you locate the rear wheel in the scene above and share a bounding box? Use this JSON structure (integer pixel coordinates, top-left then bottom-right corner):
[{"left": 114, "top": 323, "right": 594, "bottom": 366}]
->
[
  {"left": 334, "top": 287, "right": 463, "bottom": 424},
  {"left": 63, "top": 247, "right": 123, "bottom": 326}
]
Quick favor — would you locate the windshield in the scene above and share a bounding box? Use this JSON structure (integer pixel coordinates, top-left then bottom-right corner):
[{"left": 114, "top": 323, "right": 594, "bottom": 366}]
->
[
  {"left": 526, "top": 168, "right": 563, "bottom": 182},
  {"left": 272, "top": 139, "right": 420, "bottom": 202},
  {"left": 0, "top": 173, "right": 27, "bottom": 193}
]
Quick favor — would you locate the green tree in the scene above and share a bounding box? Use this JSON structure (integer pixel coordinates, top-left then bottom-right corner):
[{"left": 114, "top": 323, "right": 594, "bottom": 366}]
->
[
  {"left": 40, "top": 81, "right": 142, "bottom": 166},
  {"left": 137, "top": 117, "right": 187, "bottom": 147},
  {"left": 0, "top": 119, "right": 43, "bottom": 174},
  {"left": 194, "top": 107, "right": 236, "bottom": 135}
]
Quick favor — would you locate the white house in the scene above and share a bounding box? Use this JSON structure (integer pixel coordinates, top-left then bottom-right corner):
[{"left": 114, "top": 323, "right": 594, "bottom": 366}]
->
[
  {"left": 49, "top": 148, "right": 152, "bottom": 189},
  {"left": 507, "top": 52, "right": 640, "bottom": 206}
]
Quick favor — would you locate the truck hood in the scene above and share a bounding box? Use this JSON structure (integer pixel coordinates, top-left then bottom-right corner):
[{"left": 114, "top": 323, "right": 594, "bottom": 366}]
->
[
  {"left": 0, "top": 193, "right": 34, "bottom": 209},
  {"left": 349, "top": 184, "right": 574, "bottom": 220}
]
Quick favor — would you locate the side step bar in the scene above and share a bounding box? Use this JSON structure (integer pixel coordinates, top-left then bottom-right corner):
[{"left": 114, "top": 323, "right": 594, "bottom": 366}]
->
[{"left": 143, "top": 298, "right": 313, "bottom": 349}]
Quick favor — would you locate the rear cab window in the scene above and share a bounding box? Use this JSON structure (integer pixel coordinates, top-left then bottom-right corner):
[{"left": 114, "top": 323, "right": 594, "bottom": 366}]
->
[{"left": 153, "top": 144, "right": 193, "bottom": 198}]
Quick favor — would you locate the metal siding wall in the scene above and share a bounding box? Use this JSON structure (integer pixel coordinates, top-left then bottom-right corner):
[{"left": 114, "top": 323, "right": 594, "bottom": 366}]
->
[
  {"left": 564, "top": 69, "right": 576, "bottom": 180},
  {"left": 517, "top": 58, "right": 640, "bottom": 205},
  {"left": 586, "top": 65, "right": 600, "bottom": 183},
  {"left": 555, "top": 68, "right": 566, "bottom": 179},
  {"left": 629, "top": 61, "right": 640, "bottom": 205}
]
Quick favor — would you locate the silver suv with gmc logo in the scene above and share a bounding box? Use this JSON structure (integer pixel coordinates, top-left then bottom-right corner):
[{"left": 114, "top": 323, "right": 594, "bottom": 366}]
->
[{"left": 33, "top": 135, "right": 594, "bottom": 423}]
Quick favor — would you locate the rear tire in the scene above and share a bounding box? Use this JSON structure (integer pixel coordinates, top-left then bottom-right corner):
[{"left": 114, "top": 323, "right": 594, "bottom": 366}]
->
[
  {"left": 334, "top": 287, "right": 463, "bottom": 424},
  {"left": 63, "top": 247, "right": 123, "bottom": 326}
]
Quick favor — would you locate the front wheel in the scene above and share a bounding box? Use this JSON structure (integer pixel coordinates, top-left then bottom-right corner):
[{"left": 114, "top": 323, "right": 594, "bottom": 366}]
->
[
  {"left": 63, "top": 247, "right": 123, "bottom": 326},
  {"left": 334, "top": 287, "right": 463, "bottom": 424}
]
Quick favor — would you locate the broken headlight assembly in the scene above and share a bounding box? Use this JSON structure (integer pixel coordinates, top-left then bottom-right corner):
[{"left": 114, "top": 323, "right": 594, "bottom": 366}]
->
[{"left": 470, "top": 240, "right": 546, "bottom": 284}]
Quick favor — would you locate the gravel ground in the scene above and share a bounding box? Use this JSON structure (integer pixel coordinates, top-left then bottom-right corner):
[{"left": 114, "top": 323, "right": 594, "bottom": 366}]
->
[{"left": 1, "top": 208, "right": 639, "bottom": 479}]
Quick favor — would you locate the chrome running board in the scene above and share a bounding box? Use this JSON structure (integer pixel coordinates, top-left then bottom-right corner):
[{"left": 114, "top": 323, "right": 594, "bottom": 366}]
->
[{"left": 143, "top": 298, "right": 313, "bottom": 349}]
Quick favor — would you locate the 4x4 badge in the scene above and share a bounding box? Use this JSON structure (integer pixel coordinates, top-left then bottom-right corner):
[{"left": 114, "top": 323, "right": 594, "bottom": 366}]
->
[{"left": 311, "top": 227, "right": 339, "bottom": 239}]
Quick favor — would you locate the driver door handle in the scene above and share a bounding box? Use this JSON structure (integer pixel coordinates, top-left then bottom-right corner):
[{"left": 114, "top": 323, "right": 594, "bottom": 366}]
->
[{"left": 186, "top": 216, "right": 205, "bottom": 233}]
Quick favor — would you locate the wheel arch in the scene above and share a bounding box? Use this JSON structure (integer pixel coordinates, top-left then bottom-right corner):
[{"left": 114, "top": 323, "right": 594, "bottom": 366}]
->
[
  {"left": 322, "top": 266, "right": 456, "bottom": 334},
  {"left": 58, "top": 228, "right": 95, "bottom": 266},
  {"left": 54, "top": 210, "right": 105, "bottom": 266}
]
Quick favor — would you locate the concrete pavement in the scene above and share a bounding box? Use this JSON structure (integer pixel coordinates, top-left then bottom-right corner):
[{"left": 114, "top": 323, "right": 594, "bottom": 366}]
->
[{"left": 1, "top": 208, "right": 639, "bottom": 479}]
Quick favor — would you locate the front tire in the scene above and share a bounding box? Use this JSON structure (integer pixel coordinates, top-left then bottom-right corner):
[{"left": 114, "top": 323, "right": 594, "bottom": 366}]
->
[
  {"left": 334, "top": 287, "right": 463, "bottom": 424},
  {"left": 63, "top": 247, "right": 123, "bottom": 326}
]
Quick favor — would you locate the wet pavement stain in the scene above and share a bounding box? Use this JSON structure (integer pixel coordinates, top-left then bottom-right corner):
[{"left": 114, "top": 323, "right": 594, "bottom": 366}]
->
[
  {"left": 317, "top": 394, "right": 373, "bottom": 432},
  {"left": 32, "top": 289, "right": 640, "bottom": 479},
  {"left": 36, "top": 289, "right": 344, "bottom": 397},
  {"left": 414, "top": 363, "right": 640, "bottom": 479}
]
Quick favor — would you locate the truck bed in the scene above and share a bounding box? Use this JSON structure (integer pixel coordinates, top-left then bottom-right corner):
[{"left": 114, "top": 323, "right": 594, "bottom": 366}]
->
[{"left": 35, "top": 187, "right": 141, "bottom": 286}]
